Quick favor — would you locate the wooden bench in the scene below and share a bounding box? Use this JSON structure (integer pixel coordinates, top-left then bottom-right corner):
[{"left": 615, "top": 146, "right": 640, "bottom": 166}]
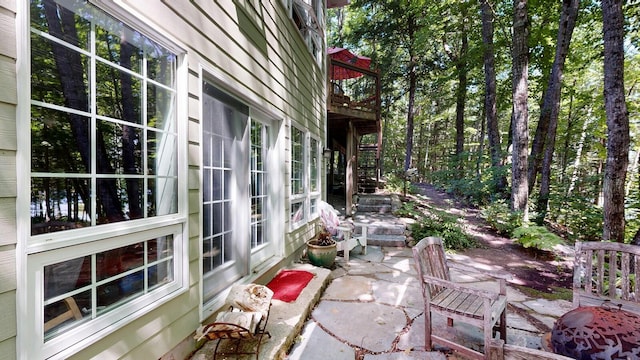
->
[
  {"left": 412, "top": 237, "right": 508, "bottom": 360},
  {"left": 573, "top": 241, "right": 640, "bottom": 315}
]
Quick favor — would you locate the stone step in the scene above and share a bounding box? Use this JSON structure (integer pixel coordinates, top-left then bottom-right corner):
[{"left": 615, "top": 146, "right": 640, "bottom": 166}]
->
[
  {"left": 365, "top": 234, "right": 407, "bottom": 247},
  {"left": 357, "top": 195, "right": 392, "bottom": 206},
  {"left": 355, "top": 223, "right": 406, "bottom": 236},
  {"left": 355, "top": 204, "right": 393, "bottom": 213},
  {"left": 355, "top": 194, "right": 401, "bottom": 214}
]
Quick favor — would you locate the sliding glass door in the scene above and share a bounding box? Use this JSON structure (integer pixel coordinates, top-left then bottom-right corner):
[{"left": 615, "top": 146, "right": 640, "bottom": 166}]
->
[{"left": 201, "top": 81, "right": 274, "bottom": 304}]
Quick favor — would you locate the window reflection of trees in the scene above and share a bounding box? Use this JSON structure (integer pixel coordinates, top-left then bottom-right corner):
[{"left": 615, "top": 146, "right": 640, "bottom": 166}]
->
[{"left": 30, "top": 0, "right": 177, "bottom": 235}]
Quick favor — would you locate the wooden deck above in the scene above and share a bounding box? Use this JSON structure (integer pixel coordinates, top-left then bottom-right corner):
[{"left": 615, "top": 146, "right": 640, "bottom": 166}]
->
[{"left": 327, "top": 58, "right": 381, "bottom": 142}]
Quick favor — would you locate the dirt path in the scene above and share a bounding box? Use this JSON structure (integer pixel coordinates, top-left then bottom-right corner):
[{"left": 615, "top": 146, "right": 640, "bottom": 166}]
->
[{"left": 407, "top": 183, "right": 574, "bottom": 296}]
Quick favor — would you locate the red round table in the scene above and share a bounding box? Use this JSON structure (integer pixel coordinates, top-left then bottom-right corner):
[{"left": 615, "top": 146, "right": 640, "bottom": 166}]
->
[{"left": 549, "top": 304, "right": 640, "bottom": 359}]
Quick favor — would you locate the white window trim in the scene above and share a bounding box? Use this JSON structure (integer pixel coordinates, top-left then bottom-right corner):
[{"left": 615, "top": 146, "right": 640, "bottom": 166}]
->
[
  {"left": 16, "top": 2, "right": 190, "bottom": 359},
  {"left": 289, "top": 125, "right": 321, "bottom": 230},
  {"left": 309, "top": 135, "right": 322, "bottom": 218}
]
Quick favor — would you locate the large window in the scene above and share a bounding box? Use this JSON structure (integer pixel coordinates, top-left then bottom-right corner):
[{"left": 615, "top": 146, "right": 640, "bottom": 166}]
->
[
  {"left": 25, "top": 1, "right": 185, "bottom": 358},
  {"left": 290, "top": 126, "right": 321, "bottom": 228}
]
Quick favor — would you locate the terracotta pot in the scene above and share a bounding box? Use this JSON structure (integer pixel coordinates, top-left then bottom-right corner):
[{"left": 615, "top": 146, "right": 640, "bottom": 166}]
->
[{"left": 306, "top": 239, "right": 337, "bottom": 268}]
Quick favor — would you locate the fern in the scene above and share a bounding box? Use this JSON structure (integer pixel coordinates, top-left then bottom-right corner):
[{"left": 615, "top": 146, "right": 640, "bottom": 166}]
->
[{"left": 512, "top": 226, "right": 563, "bottom": 251}]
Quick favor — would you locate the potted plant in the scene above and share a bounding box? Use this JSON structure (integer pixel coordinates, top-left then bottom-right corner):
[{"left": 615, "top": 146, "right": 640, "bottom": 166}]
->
[{"left": 306, "top": 226, "right": 337, "bottom": 268}]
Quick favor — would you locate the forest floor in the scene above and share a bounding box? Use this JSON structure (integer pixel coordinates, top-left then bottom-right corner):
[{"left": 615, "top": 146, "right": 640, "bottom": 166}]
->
[{"left": 404, "top": 183, "right": 575, "bottom": 300}]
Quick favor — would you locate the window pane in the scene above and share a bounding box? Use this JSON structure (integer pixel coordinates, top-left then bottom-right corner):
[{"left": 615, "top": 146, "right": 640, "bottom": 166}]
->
[
  {"left": 98, "top": 120, "right": 143, "bottom": 175},
  {"left": 203, "top": 134, "right": 212, "bottom": 167},
  {"left": 30, "top": 1, "right": 91, "bottom": 51},
  {"left": 96, "top": 178, "right": 144, "bottom": 222},
  {"left": 291, "top": 128, "right": 304, "bottom": 195},
  {"left": 213, "top": 202, "right": 223, "bottom": 235},
  {"left": 310, "top": 138, "right": 318, "bottom": 192},
  {"left": 95, "top": 24, "right": 143, "bottom": 74},
  {"left": 31, "top": 106, "right": 90, "bottom": 173},
  {"left": 211, "top": 235, "right": 223, "bottom": 268},
  {"left": 148, "top": 236, "right": 174, "bottom": 262},
  {"left": 44, "top": 256, "right": 91, "bottom": 301},
  {"left": 291, "top": 201, "right": 304, "bottom": 223},
  {"left": 31, "top": 177, "right": 91, "bottom": 235},
  {"left": 96, "top": 62, "right": 142, "bottom": 123},
  {"left": 223, "top": 233, "right": 233, "bottom": 262},
  {"left": 147, "top": 83, "right": 176, "bottom": 130},
  {"left": 212, "top": 169, "right": 223, "bottom": 201},
  {"left": 97, "top": 244, "right": 143, "bottom": 281},
  {"left": 148, "top": 131, "right": 177, "bottom": 176},
  {"left": 203, "top": 203, "right": 211, "bottom": 237},
  {"left": 148, "top": 177, "right": 178, "bottom": 216},
  {"left": 203, "top": 237, "right": 213, "bottom": 273},
  {"left": 31, "top": 35, "right": 89, "bottom": 112},
  {"left": 44, "top": 291, "right": 91, "bottom": 340},
  {"left": 147, "top": 48, "right": 177, "bottom": 87}
]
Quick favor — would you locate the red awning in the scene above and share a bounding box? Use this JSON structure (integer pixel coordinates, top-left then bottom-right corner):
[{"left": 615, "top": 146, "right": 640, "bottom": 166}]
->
[
  {"left": 327, "top": 0, "right": 350, "bottom": 8},
  {"left": 328, "top": 47, "right": 371, "bottom": 80}
]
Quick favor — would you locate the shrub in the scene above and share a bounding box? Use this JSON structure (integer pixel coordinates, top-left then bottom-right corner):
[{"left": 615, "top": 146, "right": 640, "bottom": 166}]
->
[
  {"left": 384, "top": 172, "right": 417, "bottom": 194},
  {"left": 394, "top": 201, "right": 422, "bottom": 219},
  {"left": 512, "top": 225, "right": 564, "bottom": 251},
  {"left": 410, "top": 210, "right": 476, "bottom": 250},
  {"left": 480, "top": 200, "right": 523, "bottom": 236}
]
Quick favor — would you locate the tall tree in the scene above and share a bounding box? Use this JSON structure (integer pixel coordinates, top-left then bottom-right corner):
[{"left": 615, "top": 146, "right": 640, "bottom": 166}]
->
[
  {"left": 405, "top": 38, "right": 418, "bottom": 171},
  {"left": 511, "top": 0, "right": 529, "bottom": 219},
  {"left": 601, "top": 0, "right": 629, "bottom": 243},
  {"left": 532, "top": 0, "right": 580, "bottom": 224},
  {"left": 480, "top": 0, "right": 507, "bottom": 193},
  {"left": 443, "top": 2, "right": 469, "bottom": 177}
]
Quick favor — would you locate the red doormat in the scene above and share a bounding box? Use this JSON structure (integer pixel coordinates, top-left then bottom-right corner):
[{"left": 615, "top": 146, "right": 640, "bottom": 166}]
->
[{"left": 266, "top": 270, "right": 315, "bottom": 302}]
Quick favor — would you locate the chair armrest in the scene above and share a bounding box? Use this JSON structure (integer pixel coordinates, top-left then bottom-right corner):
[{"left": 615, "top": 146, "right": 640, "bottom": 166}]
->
[{"left": 421, "top": 274, "right": 501, "bottom": 301}]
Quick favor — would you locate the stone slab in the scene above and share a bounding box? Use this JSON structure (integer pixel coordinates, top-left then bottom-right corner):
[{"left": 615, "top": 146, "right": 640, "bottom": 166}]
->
[
  {"left": 288, "top": 321, "right": 355, "bottom": 360},
  {"left": 312, "top": 300, "right": 407, "bottom": 353}
]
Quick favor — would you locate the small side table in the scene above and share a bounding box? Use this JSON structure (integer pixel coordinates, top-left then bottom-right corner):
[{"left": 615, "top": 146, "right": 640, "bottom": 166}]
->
[{"left": 335, "top": 223, "right": 368, "bottom": 263}]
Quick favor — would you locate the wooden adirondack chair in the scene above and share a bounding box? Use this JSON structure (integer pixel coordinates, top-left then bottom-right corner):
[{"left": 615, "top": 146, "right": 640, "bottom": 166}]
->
[
  {"left": 573, "top": 241, "right": 640, "bottom": 314},
  {"left": 412, "top": 237, "right": 508, "bottom": 360}
]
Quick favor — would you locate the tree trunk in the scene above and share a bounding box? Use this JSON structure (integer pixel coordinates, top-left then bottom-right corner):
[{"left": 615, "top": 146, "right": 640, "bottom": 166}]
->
[
  {"left": 534, "top": 0, "right": 580, "bottom": 224},
  {"left": 404, "top": 13, "right": 418, "bottom": 173},
  {"left": 454, "top": 5, "right": 469, "bottom": 178},
  {"left": 601, "top": 0, "right": 629, "bottom": 243},
  {"left": 404, "top": 62, "right": 417, "bottom": 172},
  {"left": 567, "top": 111, "right": 590, "bottom": 197},
  {"left": 511, "top": 0, "right": 529, "bottom": 220},
  {"left": 120, "top": 42, "right": 143, "bottom": 219},
  {"left": 480, "top": 0, "right": 507, "bottom": 193}
]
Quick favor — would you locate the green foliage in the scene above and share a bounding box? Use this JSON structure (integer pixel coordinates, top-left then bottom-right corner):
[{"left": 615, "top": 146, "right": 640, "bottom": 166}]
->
[
  {"left": 410, "top": 210, "right": 476, "bottom": 251},
  {"left": 384, "top": 172, "right": 417, "bottom": 194},
  {"left": 394, "top": 201, "right": 421, "bottom": 219},
  {"left": 480, "top": 200, "right": 523, "bottom": 236},
  {"left": 551, "top": 194, "right": 603, "bottom": 242},
  {"left": 429, "top": 163, "right": 509, "bottom": 207},
  {"left": 512, "top": 226, "right": 564, "bottom": 251}
]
